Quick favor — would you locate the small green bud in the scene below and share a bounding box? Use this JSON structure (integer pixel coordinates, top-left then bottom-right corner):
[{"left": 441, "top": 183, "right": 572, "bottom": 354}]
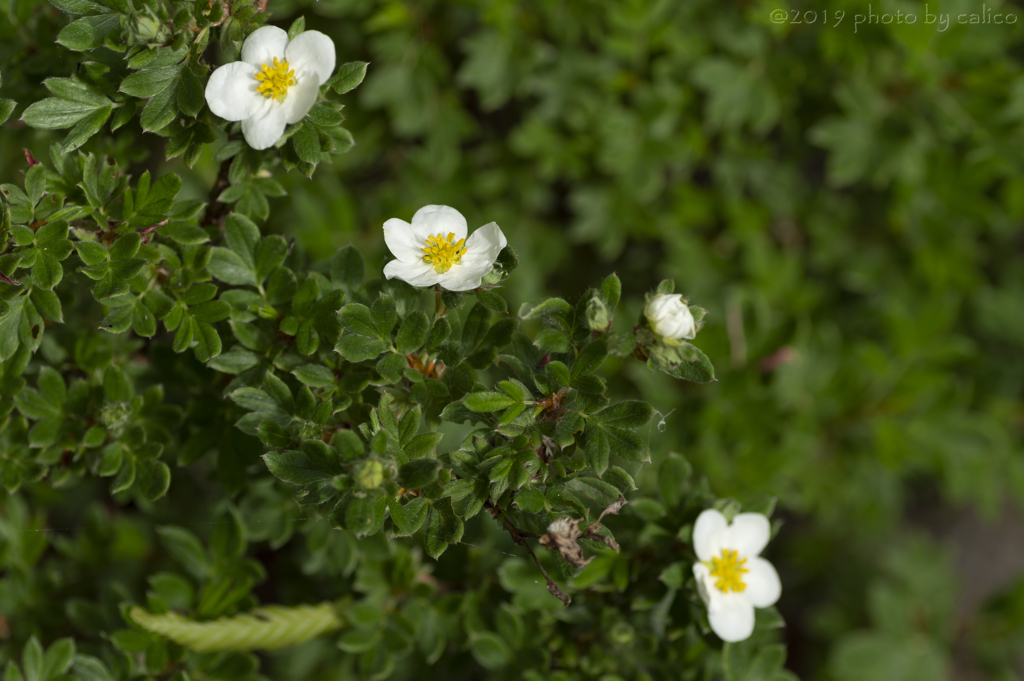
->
[
  {"left": 356, "top": 460, "right": 384, "bottom": 490},
  {"left": 586, "top": 295, "right": 611, "bottom": 332},
  {"left": 257, "top": 305, "right": 278, "bottom": 320}
]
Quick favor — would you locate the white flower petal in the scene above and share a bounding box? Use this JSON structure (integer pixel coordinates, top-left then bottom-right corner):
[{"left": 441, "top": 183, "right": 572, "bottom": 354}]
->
[
  {"left": 437, "top": 263, "right": 490, "bottom": 291},
  {"left": 436, "top": 222, "right": 506, "bottom": 291},
  {"left": 692, "top": 562, "right": 712, "bottom": 607},
  {"left": 282, "top": 74, "right": 319, "bottom": 124},
  {"left": 708, "top": 593, "right": 756, "bottom": 642},
  {"left": 285, "top": 30, "right": 336, "bottom": 86},
  {"left": 205, "top": 62, "right": 261, "bottom": 121},
  {"left": 693, "top": 509, "right": 728, "bottom": 562},
  {"left": 383, "top": 259, "right": 440, "bottom": 288},
  {"left": 743, "top": 557, "right": 781, "bottom": 608},
  {"left": 461, "top": 222, "right": 505, "bottom": 262},
  {"left": 383, "top": 218, "right": 424, "bottom": 263},
  {"left": 241, "top": 25, "right": 289, "bottom": 68},
  {"left": 410, "top": 205, "right": 468, "bottom": 243},
  {"left": 726, "top": 513, "right": 772, "bottom": 558},
  {"left": 242, "top": 99, "right": 288, "bottom": 150}
]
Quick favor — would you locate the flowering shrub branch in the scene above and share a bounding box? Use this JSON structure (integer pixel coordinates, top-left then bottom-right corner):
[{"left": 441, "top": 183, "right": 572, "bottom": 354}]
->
[{"left": 0, "top": 4, "right": 792, "bottom": 680}]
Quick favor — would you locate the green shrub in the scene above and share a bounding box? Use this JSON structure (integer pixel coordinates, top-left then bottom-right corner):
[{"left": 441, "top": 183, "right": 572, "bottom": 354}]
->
[{"left": 3, "top": 0, "right": 1024, "bottom": 680}]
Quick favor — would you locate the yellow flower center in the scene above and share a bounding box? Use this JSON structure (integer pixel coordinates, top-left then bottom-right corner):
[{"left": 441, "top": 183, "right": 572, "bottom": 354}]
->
[
  {"left": 421, "top": 232, "right": 467, "bottom": 274},
  {"left": 708, "top": 549, "right": 748, "bottom": 593},
  {"left": 254, "top": 57, "right": 296, "bottom": 102}
]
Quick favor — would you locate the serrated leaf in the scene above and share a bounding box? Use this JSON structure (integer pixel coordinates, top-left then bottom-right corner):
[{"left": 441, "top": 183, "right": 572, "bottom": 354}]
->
[{"left": 329, "top": 61, "right": 369, "bottom": 94}]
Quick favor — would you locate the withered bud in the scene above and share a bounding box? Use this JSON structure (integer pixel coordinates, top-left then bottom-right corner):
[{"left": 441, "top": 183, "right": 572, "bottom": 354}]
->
[{"left": 538, "top": 496, "right": 627, "bottom": 569}]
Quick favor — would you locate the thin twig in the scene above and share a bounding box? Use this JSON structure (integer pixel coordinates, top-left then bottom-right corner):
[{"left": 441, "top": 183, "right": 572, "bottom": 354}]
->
[
  {"left": 498, "top": 514, "right": 570, "bottom": 606},
  {"left": 202, "top": 157, "right": 233, "bottom": 229}
]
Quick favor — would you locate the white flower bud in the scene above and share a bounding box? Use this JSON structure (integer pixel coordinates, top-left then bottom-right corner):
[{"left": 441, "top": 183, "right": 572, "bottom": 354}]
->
[{"left": 645, "top": 294, "right": 696, "bottom": 341}]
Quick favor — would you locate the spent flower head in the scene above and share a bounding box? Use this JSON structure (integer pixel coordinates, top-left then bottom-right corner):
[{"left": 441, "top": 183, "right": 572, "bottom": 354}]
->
[
  {"left": 691, "top": 509, "right": 782, "bottom": 642},
  {"left": 205, "top": 25, "right": 336, "bottom": 150},
  {"left": 382, "top": 205, "right": 507, "bottom": 292}
]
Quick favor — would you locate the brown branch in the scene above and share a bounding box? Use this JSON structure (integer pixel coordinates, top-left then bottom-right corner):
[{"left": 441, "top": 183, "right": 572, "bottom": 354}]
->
[
  {"left": 492, "top": 507, "right": 569, "bottom": 606},
  {"left": 202, "top": 157, "right": 233, "bottom": 228}
]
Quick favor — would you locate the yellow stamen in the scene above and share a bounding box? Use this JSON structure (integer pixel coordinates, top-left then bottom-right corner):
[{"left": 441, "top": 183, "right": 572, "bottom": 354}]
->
[
  {"left": 707, "top": 549, "right": 749, "bottom": 593},
  {"left": 421, "top": 232, "right": 468, "bottom": 274},
  {"left": 254, "top": 57, "right": 296, "bottom": 102}
]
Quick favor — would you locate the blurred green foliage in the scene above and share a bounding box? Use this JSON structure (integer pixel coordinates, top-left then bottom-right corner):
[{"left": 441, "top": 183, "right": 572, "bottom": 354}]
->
[{"left": 2, "top": 0, "right": 1024, "bottom": 679}]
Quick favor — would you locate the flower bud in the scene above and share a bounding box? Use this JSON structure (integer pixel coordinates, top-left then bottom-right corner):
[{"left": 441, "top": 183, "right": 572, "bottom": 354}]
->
[
  {"left": 645, "top": 294, "right": 696, "bottom": 341},
  {"left": 355, "top": 460, "right": 384, "bottom": 490}
]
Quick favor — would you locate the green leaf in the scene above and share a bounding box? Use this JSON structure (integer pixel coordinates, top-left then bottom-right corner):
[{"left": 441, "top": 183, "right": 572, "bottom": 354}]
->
[
  {"left": 155, "top": 526, "right": 210, "bottom": 579},
  {"left": 21, "top": 98, "right": 100, "bottom": 130},
  {"left": 57, "top": 14, "right": 120, "bottom": 51},
  {"left": 519, "top": 297, "right": 571, "bottom": 320},
  {"left": 32, "top": 253, "right": 63, "bottom": 290},
  {"left": 192, "top": 321, "right": 222, "bottom": 362},
  {"left": 337, "top": 628, "right": 381, "bottom": 654},
  {"left": 292, "top": 364, "right": 334, "bottom": 387},
  {"left": 292, "top": 123, "right": 320, "bottom": 164},
  {"left": 62, "top": 106, "right": 111, "bottom": 152},
  {"left": 375, "top": 352, "right": 407, "bottom": 383},
  {"left": 176, "top": 67, "right": 204, "bottom": 117},
  {"left": 287, "top": 14, "right": 306, "bottom": 39},
  {"left": 470, "top": 632, "right": 512, "bottom": 670},
  {"left": 345, "top": 494, "right": 385, "bottom": 537},
  {"left": 601, "top": 273, "right": 621, "bottom": 309},
  {"left": 475, "top": 289, "right": 507, "bottom": 313},
  {"left": 137, "top": 459, "right": 171, "bottom": 500},
  {"left": 110, "top": 455, "right": 136, "bottom": 494},
  {"left": 42, "top": 638, "right": 75, "bottom": 679},
  {"left": 160, "top": 222, "right": 209, "bottom": 245},
  {"left": 338, "top": 303, "right": 378, "bottom": 337},
  {"left": 404, "top": 432, "right": 443, "bottom": 460},
  {"left": 76, "top": 241, "right": 108, "bottom": 265},
  {"left": 109, "top": 232, "right": 141, "bottom": 260},
  {"left": 140, "top": 85, "right": 177, "bottom": 132},
  {"left": 31, "top": 288, "right": 62, "bottom": 322},
  {"left": 335, "top": 335, "right": 388, "bottom": 362},
  {"left": 464, "top": 391, "right": 517, "bottom": 412},
  {"left": 396, "top": 311, "right": 429, "bottom": 354},
  {"left": 255, "top": 235, "right": 288, "bottom": 282},
  {"left": 263, "top": 451, "right": 334, "bottom": 485},
  {"left": 656, "top": 346, "right": 716, "bottom": 384},
  {"left": 22, "top": 638, "right": 43, "bottom": 681},
  {"left": 397, "top": 459, "right": 441, "bottom": 489},
  {"left": 603, "top": 466, "right": 636, "bottom": 494},
  {"left": 257, "top": 420, "right": 291, "bottom": 448},
  {"left": 71, "top": 656, "right": 115, "bottom": 681},
  {"left": 370, "top": 296, "right": 397, "bottom": 337},
  {"left": 592, "top": 401, "right": 653, "bottom": 429},
  {"left": 387, "top": 496, "right": 428, "bottom": 536},
  {"left": 571, "top": 338, "right": 607, "bottom": 381},
  {"left": 306, "top": 103, "right": 344, "bottom": 128},
  {"left": 120, "top": 64, "right": 182, "bottom": 98},
  {"left": 329, "top": 61, "right": 369, "bottom": 94},
  {"left": 0, "top": 99, "right": 16, "bottom": 126},
  {"left": 331, "top": 244, "right": 365, "bottom": 290},
  {"left": 224, "top": 213, "right": 260, "bottom": 269},
  {"left": 47, "top": 0, "right": 113, "bottom": 14},
  {"left": 207, "top": 247, "right": 257, "bottom": 287},
  {"left": 585, "top": 428, "right": 609, "bottom": 476},
  {"left": 658, "top": 454, "right": 692, "bottom": 507},
  {"left": 514, "top": 487, "right": 546, "bottom": 513},
  {"left": 566, "top": 477, "right": 621, "bottom": 506}
]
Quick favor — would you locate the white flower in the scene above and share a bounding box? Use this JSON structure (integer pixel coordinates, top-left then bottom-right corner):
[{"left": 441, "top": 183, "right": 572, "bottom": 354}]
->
[
  {"left": 645, "top": 293, "right": 696, "bottom": 341},
  {"left": 382, "top": 205, "right": 507, "bottom": 292},
  {"left": 691, "top": 509, "right": 782, "bottom": 642},
  {"left": 205, "top": 25, "right": 335, "bottom": 150}
]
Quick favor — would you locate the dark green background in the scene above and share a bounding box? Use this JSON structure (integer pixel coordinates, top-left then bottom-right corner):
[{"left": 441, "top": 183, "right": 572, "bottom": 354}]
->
[{"left": 3, "top": 0, "right": 1024, "bottom": 678}]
